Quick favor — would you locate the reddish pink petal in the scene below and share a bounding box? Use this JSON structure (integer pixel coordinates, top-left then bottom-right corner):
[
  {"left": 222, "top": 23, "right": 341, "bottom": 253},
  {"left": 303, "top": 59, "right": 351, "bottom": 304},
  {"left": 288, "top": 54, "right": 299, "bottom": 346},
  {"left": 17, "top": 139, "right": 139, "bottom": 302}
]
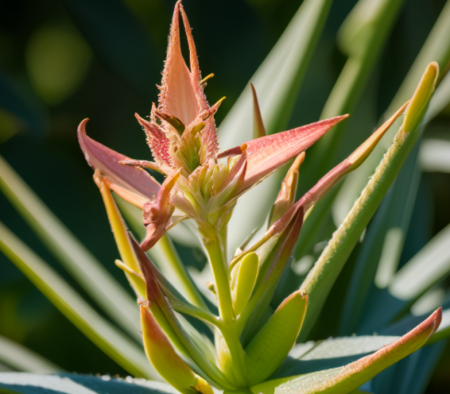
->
[
  {"left": 219, "top": 115, "right": 348, "bottom": 191},
  {"left": 159, "top": 1, "right": 199, "bottom": 126},
  {"left": 135, "top": 113, "right": 173, "bottom": 168},
  {"left": 78, "top": 119, "right": 160, "bottom": 209}
]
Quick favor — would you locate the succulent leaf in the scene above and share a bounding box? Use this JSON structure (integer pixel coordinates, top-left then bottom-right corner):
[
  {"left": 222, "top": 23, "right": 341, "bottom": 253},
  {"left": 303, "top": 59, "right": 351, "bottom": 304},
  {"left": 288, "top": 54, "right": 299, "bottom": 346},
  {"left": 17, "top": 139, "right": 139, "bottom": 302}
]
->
[
  {"left": 245, "top": 291, "right": 308, "bottom": 385},
  {"left": 140, "top": 301, "right": 201, "bottom": 394},
  {"left": 273, "top": 309, "right": 441, "bottom": 394}
]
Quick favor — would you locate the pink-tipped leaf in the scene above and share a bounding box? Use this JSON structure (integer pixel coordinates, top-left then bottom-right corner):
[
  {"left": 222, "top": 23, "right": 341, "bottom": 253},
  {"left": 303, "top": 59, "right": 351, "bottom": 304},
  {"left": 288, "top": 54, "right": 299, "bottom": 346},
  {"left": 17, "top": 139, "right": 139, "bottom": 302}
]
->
[{"left": 274, "top": 308, "right": 442, "bottom": 394}]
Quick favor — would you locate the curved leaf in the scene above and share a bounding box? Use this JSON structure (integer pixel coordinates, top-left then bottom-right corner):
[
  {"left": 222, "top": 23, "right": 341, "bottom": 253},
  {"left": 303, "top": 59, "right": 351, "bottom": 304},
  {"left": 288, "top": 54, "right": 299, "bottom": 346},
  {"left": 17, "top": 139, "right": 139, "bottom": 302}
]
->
[{"left": 0, "top": 222, "right": 157, "bottom": 379}]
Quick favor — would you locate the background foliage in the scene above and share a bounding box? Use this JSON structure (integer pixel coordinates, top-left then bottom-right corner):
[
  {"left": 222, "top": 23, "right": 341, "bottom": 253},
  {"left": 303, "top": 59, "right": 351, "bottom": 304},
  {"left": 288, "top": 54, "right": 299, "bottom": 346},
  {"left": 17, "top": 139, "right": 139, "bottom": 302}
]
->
[{"left": 0, "top": 0, "right": 449, "bottom": 392}]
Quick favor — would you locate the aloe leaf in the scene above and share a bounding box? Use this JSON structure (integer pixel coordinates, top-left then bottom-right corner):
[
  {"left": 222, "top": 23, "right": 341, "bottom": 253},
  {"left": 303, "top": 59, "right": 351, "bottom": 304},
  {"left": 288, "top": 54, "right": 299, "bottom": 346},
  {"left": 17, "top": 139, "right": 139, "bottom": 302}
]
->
[
  {"left": 359, "top": 222, "right": 450, "bottom": 332},
  {"left": 0, "top": 336, "right": 62, "bottom": 373},
  {"left": 0, "top": 222, "right": 157, "bottom": 379},
  {"left": 0, "top": 373, "right": 175, "bottom": 394},
  {"left": 245, "top": 291, "right": 308, "bottom": 385},
  {"left": 377, "top": 342, "right": 446, "bottom": 394},
  {"left": 278, "top": 335, "right": 399, "bottom": 378},
  {"left": 0, "top": 156, "right": 140, "bottom": 338},
  {"left": 218, "top": 0, "right": 333, "bottom": 253},
  {"left": 420, "top": 138, "right": 450, "bottom": 173},
  {"left": 273, "top": 309, "right": 441, "bottom": 394},
  {"left": 339, "top": 144, "right": 421, "bottom": 335},
  {"left": 298, "top": 63, "right": 438, "bottom": 340}
]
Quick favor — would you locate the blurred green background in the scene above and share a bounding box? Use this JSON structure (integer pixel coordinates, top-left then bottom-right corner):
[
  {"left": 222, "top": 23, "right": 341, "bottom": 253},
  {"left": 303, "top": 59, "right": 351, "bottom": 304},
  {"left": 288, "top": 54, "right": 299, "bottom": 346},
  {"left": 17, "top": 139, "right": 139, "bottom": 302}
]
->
[{"left": 0, "top": 0, "right": 449, "bottom": 391}]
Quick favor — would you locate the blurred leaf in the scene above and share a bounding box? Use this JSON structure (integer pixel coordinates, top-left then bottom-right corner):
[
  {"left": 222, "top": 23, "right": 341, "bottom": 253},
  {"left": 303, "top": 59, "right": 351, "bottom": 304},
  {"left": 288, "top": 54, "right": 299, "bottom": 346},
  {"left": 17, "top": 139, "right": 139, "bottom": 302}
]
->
[
  {"left": 0, "top": 373, "right": 174, "bottom": 394},
  {"left": 310, "top": 0, "right": 405, "bottom": 175},
  {"left": 425, "top": 71, "right": 450, "bottom": 122},
  {"left": 420, "top": 138, "right": 450, "bottom": 173},
  {"left": 0, "top": 336, "right": 62, "bottom": 373},
  {"left": 0, "top": 72, "right": 47, "bottom": 138},
  {"left": 387, "top": 0, "right": 450, "bottom": 115},
  {"left": 218, "top": 0, "right": 333, "bottom": 253},
  {"left": 0, "top": 222, "right": 157, "bottom": 379},
  {"left": 360, "top": 222, "right": 450, "bottom": 332},
  {"left": 59, "top": 0, "right": 160, "bottom": 95},
  {"left": 0, "top": 155, "right": 140, "bottom": 339},
  {"left": 26, "top": 24, "right": 92, "bottom": 105},
  {"left": 335, "top": 0, "right": 450, "bottom": 220},
  {"left": 372, "top": 342, "right": 447, "bottom": 394},
  {"left": 299, "top": 63, "right": 438, "bottom": 340}
]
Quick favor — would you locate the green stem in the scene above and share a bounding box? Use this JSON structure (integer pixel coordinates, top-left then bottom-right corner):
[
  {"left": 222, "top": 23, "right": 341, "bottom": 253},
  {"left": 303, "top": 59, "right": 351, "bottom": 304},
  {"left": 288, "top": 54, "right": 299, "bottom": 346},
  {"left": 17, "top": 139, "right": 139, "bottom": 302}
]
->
[{"left": 204, "top": 235, "right": 234, "bottom": 322}]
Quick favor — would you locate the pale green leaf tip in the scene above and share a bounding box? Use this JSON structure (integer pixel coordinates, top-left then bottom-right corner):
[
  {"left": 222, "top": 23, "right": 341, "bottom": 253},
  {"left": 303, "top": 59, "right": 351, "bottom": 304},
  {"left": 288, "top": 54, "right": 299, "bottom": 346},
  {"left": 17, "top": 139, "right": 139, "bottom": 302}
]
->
[{"left": 403, "top": 62, "right": 439, "bottom": 133}]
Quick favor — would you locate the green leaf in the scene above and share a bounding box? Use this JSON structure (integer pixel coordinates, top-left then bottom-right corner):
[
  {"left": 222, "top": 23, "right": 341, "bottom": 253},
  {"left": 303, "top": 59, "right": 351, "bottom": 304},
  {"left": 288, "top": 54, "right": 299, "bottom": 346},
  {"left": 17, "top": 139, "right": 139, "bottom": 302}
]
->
[
  {"left": 245, "top": 291, "right": 307, "bottom": 385},
  {"left": 0, "top": 222, "right": 157, "bottom": 379},
  {"left": 0, "top": 155, "right": 140, "bottom": 339},
  {"left": 339, "top": 144, "right": 421, "bottom": 335},
  {"left": 307, "top": 0, "right": 405, "bottom": 180},
  {"left": 273, "top": 309, "right": 440, "bottom": 394},
  {"left": 420, "top": 138, "right": 450, "bottom": 173},
  {"left": 335, "top": 1, "right": 450, "bottom": 222},
  {"left": 360, "top": 222, "right": 450, "bottom": 332},
  {"left": 387, "top": 0, "right": 450, "bottom": 115},
  {"left": 218, "top": 0, "right": 333, "bottom": 253},
  {"left": 277, "top": 335, "right": 399, "bottom": 378},
  {"left": 0, "top": 336, "right": 62, "bottom": 373},
  {"left": 0, "top": 373, "right": 175, "bottom": 394},
  {"left": 299, "top": 63, "right": 438, "bottom": 340}
]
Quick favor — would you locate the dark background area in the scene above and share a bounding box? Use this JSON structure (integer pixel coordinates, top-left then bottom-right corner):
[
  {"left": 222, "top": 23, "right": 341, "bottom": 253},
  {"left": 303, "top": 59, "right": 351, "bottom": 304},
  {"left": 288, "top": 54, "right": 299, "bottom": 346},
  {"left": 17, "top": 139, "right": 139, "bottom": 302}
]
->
[{"left": 0, "top": 0, "right": 449, "bottom": 391}]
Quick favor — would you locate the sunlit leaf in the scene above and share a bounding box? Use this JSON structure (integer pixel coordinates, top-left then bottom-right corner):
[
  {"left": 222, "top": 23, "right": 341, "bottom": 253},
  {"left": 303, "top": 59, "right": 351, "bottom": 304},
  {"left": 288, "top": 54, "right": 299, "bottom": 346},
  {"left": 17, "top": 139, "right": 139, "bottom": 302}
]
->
[
  {"left": 0, "top": 155, "right": 140, "bottom": 339},
  {"left": 0, "top": 336, "right": 62, "bottom": 373},
  {"left": 0, "top": 373, "right": 174, "bottom": 394}
]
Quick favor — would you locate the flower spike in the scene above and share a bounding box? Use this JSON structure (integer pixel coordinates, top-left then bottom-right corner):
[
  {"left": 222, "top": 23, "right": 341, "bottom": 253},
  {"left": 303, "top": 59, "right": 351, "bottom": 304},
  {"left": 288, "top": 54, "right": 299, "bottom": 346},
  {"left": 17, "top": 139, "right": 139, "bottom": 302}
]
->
[
  {"left": 159, "top": 1, "right": 199, "bottom": 126},
  {"left": 78, "top": 119, "right": 160, "bottom": 209}
]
